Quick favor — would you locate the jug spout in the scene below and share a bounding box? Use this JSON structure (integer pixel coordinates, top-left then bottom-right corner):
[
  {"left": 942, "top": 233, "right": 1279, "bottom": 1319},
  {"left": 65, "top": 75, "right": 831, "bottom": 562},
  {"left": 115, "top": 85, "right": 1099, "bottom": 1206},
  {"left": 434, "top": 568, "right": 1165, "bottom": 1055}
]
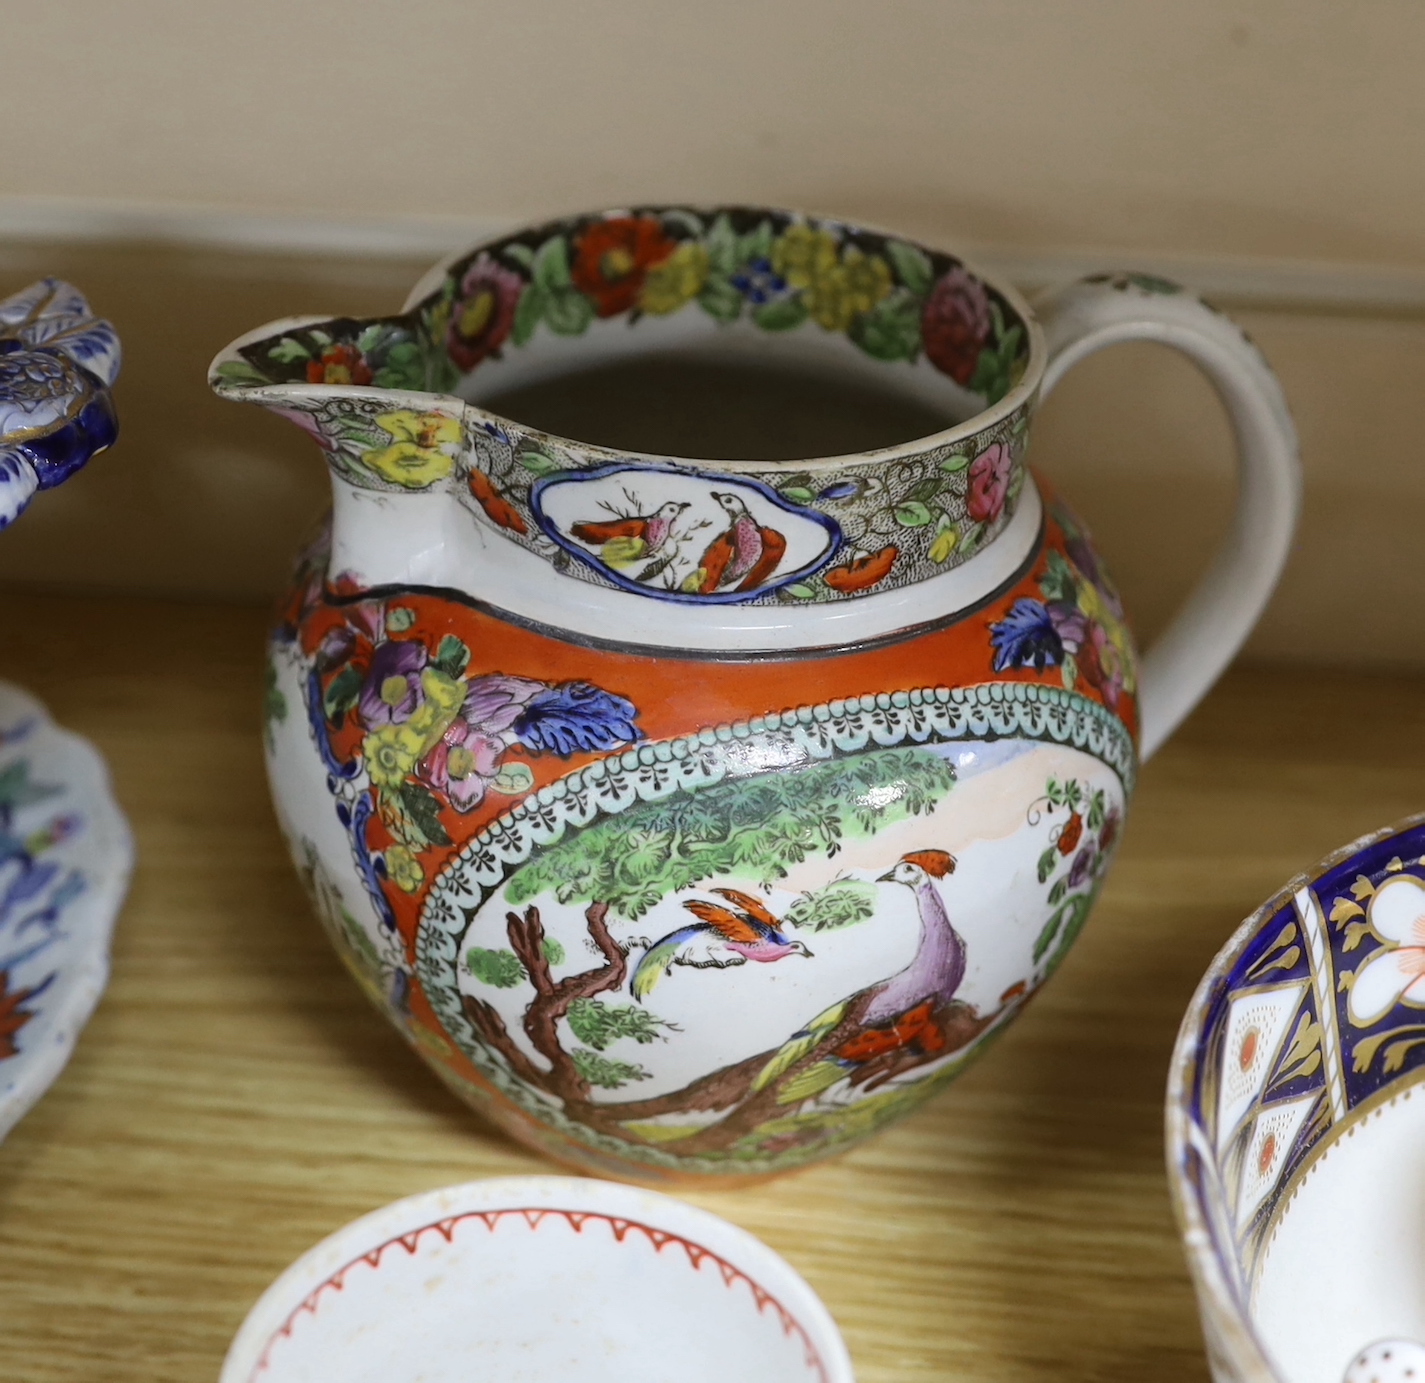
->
[
  {"left": 209, "top": 313, "right": 469, "bottom": 490},
  {"left": 209, "top": 313, "right": 504, "bottom": 593}
]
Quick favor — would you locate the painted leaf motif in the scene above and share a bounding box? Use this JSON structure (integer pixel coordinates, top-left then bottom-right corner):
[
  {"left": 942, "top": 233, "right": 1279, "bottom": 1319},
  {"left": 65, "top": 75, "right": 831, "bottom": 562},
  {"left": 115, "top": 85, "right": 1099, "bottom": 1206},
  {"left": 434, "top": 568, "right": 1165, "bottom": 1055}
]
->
[
  {"left": 570, "top": 1047, "right": 651, "bottom": 1089},
  {"left": 532, "top": 236, "right": 573, "bottom": 292},
  {"left": 493, "top": 762, "right": 535, "bottom": 795},
  {"left": 517, "top": 449, "right": 563, "bottom": 476},
  {"left": 400, "top": 782, "right": 451, "bottom": 848},
  {"left": 738, "top": 220, "right": 775, "bottom": 265},
  {"left": 1330, "top": 897, "right": 1365, "bottom": 924},
  {"left": 704, "top": 214, "right": 740, "bottom": 277},
  {"left": 322, "top": 666, "right": 363, "bottom": 724},
  {"left": 466, "top": 946, "right": 526, "bottom": 988},
  {"left": 269, "top": 338, "right": 312, "bottom": 364},
  {"left": 1342, "top": 920, "right": 1373, "bottom": 951},
  {"left": 542, "top": 289, "right": 595, "bottom": 337},
  {"left": 893, "top": 500, "right": 933, "bottom": 527},
  {"left": 511, "top": 284, "right": 545, "bottom": 346},
  {"left": 214, "top": 359, "right": 270, "bottom": 386},
  {"left": 1037, "top": 845, "right": 1059, "bottom": 884},
  {"left": 1384, "top": 1035, "right": 1425, "bottom": 1073},
  {"left": 434, "top": 635, "right": 471, "bottom": 679},
  {"left": 849, "top": 289, "right": 922, "bottom": 362},
  {"left": 698, "top": 275, "right": 743, "bottom": 323},
  {"left": 753, "top": 297, "right": 809, "bottom": 332},
  {"left": 885, "top": 240, "right": 934, "bottom": 298}
]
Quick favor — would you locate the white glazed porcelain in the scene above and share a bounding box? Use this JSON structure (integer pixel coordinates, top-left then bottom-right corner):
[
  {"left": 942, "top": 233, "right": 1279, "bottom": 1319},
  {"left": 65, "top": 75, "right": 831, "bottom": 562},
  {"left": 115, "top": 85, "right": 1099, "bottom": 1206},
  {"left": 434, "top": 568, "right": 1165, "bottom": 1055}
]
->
[
  {"left": 1168, "top": 814, "right": 1425, "bottom": 1383},
  {"left": 219, "top": 1175, "right": 854, "bottom": 1383},
  {"left": 213, "top": 210, "right": 1299, "bottom": 1180},
  {"left": 0, "top": 680, "right": 132, "bottom": 1140}
]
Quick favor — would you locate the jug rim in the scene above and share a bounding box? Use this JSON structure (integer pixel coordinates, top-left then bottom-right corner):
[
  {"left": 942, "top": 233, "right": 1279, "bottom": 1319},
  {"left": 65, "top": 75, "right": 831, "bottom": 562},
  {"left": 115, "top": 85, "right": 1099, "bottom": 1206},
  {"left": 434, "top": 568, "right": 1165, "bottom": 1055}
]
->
[{"left": 209, "top": 203, "right": 1046, "bottom": 474}]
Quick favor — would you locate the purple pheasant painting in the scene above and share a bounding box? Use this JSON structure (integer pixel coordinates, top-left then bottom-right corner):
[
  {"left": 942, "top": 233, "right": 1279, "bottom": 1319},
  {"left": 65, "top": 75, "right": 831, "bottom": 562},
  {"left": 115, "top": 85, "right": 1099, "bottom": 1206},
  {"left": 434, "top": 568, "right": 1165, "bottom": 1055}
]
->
[{"left": 449, "top": 732, "right": 1127, "bottom": 1171}]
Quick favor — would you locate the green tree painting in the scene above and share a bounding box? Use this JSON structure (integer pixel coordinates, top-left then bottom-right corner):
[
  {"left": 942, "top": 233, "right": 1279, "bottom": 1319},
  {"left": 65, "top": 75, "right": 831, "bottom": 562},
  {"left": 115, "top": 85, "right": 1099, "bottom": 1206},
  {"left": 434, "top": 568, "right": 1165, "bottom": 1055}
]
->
[{"left": 460, "top": 747, "right": 960, "bottom": 1159}]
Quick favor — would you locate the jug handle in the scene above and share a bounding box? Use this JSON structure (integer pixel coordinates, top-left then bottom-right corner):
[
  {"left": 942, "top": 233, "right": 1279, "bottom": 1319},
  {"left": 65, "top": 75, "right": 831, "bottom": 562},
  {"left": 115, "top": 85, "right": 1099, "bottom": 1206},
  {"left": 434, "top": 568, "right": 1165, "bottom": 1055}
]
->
[{"left": 1032, "top": 275, "right": 1300, "bottom": 761}]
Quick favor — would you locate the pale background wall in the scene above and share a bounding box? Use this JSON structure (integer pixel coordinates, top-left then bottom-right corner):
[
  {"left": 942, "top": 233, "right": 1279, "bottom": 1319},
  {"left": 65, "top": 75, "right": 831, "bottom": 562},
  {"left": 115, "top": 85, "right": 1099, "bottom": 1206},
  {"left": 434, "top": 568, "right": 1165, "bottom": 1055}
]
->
[{"left": 1, "top": 2, "right": 1423, "bottom": 663}]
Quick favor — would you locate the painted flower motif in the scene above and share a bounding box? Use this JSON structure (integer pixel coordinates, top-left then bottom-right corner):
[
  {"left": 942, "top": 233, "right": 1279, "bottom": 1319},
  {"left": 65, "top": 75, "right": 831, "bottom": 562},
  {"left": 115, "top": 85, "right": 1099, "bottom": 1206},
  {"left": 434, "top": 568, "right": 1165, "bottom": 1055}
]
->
[
  {"left": 383, "top": 844, "right": 425, "bottom": 895},
  {"left": 1058, "top": 812, "right": 1084, "bottom": 856},
  {"left": 929, "top": 526, "right": 959, "bottom": 564},
  {"left": 363, "top": 411, "right": 461, "bottom": 489},
  {"left": 419, "top": 717, "right": 504, "bottom": 811},
  {"left": 771, "top": 225, "right": 839, "bottom": 291},
  {"left": 359, "top": 640, "right": 427, "bottom": 727},
  {"left": 811, "top": 250, "right": 893, "bottom": 332},
  {"left": 1046, "top": 601, "right": 1089, "bottom": 652},
  {"left": 731, "top": 258, "right": 788, "bottom": 306},
  {"left": 512, "top": 682, "right": 643, "bottom": 755},
  {"left": 1346, "top": 874, "right": 1425, "bottom": 1026},
  {"left": 1065, "top": 531, "right": 1124, "bottom": 620},
  {"left": 315, "top": 624, "right": 358, "bottom": 673},
  {"left": 1078, "top": 622, "right": 1128, "bottom": 709},
  {"left": 1076, "top": 580, "right": 1138, "bottom": 699},
  {"left": 408, "top": 666, "right": 466, "bottom": 742},
  {"left": 0, "top": 278, "right": 121, "bottom": 528},
  {"left": 305, "top": 343, "right": 373, "bottom": 386},
  {"left": 967, "top": 442, "right": 1013, "bottom": 523},
  {"left": 640, "top": 243, "right": 710, "bottom": 316},
  {"left": 463, "top": 673, "right": 549, "bottom": 737},
  {"left": 774, "top": 228, "right": 893, "bottom": 333},
  {"left": 989, "top": 598, "right": 1063, "bottom": 672},
  {"left": 447, "top": 255, "right": 522, "bottom": 371},
  {"left": 363, "top": 722, "right": 427, "bottom": 790},
  {"left": 571, "top": 217, "right": 677, "bottom": 318},
  {"left": 921, "top": 267, "right": 992, "bottom": 386}
]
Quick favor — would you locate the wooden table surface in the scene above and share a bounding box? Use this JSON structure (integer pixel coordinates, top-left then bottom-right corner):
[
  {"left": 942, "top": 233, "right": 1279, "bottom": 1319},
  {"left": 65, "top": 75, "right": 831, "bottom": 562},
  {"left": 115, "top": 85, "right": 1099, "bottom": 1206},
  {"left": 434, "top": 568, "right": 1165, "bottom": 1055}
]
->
[{"left": 1, "top": 589, "right": 1421, "bottom": 1382}]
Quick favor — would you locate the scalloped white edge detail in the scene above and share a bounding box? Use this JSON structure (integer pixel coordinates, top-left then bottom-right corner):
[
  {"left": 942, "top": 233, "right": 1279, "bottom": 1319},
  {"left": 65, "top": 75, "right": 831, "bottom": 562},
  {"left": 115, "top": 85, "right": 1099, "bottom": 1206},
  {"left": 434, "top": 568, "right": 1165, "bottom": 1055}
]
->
[{"left": 0, "top": 680, "right": 133, "bottom": 1142}]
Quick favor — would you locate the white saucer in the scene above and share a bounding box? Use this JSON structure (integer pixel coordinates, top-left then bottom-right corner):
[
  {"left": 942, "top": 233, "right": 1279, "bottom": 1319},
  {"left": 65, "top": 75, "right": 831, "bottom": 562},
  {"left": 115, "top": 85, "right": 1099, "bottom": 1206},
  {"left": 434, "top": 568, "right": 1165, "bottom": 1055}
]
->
[
  {"left": 0, "top": 679, "right": 132, "bottom": 1140},
  {"left": 220, "top": 1176, "right": 854, "bottom": 1383}
]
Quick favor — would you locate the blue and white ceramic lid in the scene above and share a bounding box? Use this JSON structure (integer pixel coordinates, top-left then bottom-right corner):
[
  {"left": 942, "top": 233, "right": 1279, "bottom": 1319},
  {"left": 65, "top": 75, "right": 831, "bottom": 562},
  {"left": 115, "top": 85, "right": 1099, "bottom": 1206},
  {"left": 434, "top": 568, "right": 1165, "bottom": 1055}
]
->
[{"left": 0, "top": 277, "right": 121, "bottom": 528}]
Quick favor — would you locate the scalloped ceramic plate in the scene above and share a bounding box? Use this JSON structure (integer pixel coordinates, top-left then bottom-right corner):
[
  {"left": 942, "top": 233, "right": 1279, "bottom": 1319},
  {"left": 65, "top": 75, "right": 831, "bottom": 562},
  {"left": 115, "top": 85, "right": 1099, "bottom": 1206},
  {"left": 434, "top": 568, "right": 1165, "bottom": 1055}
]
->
[
  {"left": 1168, "top": 812, "right": 1425, "bottom": 1383},
  {"left": 220, "top": 1176, "right": 854, "bottom": 1383},
  {"left": 0, "top": 679, "right": 132, "bottom": 1140}
]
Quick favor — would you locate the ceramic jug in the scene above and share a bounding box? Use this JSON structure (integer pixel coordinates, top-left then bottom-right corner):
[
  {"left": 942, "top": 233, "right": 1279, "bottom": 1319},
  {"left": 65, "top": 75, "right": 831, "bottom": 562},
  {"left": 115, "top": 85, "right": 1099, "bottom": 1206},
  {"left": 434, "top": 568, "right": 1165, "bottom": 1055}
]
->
[{"left": 212, "top": 207, "right": 1298, "bottom": 1182}]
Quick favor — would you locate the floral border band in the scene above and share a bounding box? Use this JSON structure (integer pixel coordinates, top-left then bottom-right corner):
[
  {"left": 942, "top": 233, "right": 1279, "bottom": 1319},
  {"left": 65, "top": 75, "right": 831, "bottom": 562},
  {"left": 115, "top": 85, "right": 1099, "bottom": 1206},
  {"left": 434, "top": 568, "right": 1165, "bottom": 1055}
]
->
[
  {"left": 210, "top": 208, "right": 1039, "bottom": 605},
  {"left": 413, "top": 679, "right": 1134, "bottom": 1174}
]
